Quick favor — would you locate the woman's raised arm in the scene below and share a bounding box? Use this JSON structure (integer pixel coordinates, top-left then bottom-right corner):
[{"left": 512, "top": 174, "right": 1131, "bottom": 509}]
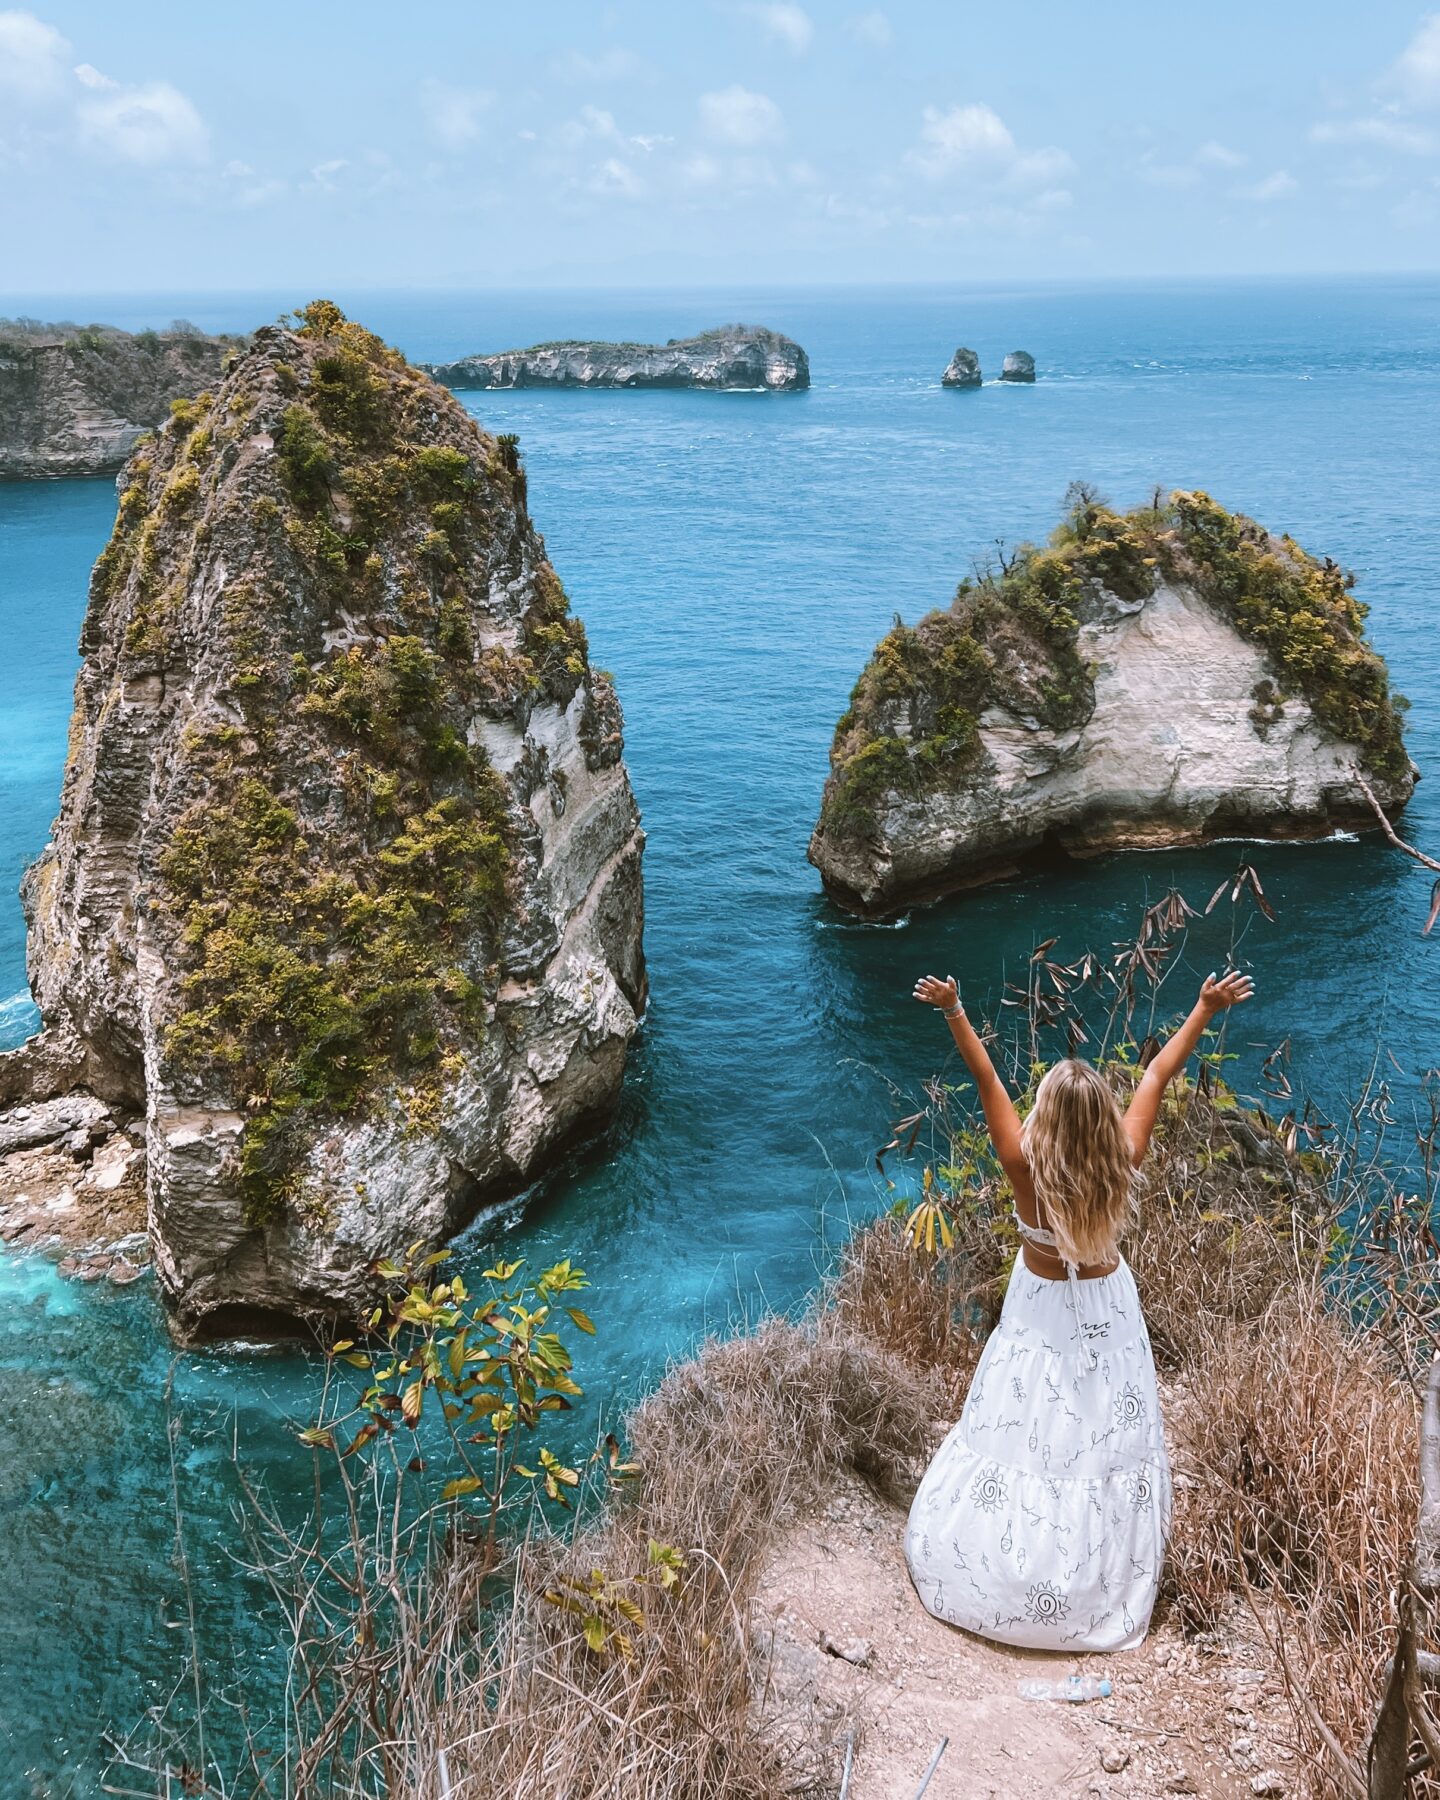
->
[
  {"left": 913, "top": 974, "right": 1026, "bottom": 1182},
  {"left": 1123, "top": 970, "right": 1254, "bottom": 1165}
]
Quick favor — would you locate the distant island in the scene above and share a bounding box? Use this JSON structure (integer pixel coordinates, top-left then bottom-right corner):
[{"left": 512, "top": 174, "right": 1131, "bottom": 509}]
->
[
  {"left": 423, "top": 324, "right": 809, "bottom": 392},
  {"left": 0, "top": 318, "right": 241, "bottom": 478}
]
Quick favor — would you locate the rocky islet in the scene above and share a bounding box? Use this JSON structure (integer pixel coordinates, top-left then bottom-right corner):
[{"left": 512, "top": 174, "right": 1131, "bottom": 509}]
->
[
  {"left": 424, "top": 324, "right": 810, "bottom": 392},
  {"left": 2, "top": 301, "right": 647, "bottom": 1335},
  {"left": 809, "top": 487, "right": 1415, "bottom": 916}
]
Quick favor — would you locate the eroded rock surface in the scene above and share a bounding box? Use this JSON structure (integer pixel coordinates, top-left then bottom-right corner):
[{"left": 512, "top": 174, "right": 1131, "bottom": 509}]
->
[
  {"left": 810, "top": 489, "right": 1415, "bottom": 916},
  {"left": 11, "top": 301, "right": 645, "bottom": 1333},
  {"left": 1000, "top": 350, "right": 1036, "bottom": 382},
  {"left": 941, "top": 347, "right": 982, "bottom": 388},
  {"left": 425, "top": 324, "right": 809, "bottom": 391},
  {"left": 0, "top": 321, "right": 239, "bottom": 478}
]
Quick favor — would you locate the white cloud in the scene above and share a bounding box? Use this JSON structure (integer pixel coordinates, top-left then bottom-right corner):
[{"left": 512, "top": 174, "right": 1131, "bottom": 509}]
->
[
  {"left": 423, "top": 81, "right": 493, "bottom": 152},
  {"left": 1239, "top": 169, "right": 1298, "bottom": 201},
  {"left": 909, "top": 102, "right": 1071, "bottom": 189},
  {"left": 77, "top": 75, "right": 207, "bottom": 164},
  {"left": 556, "top": 105, "right": 669, "bottom": 156},
  {"left": 556, "top": 47, "right": 640, "bottom": 82},
  {"left": 589, "top": 155, "right": 642, "bottom": 197},
  {"left": 1391, "top": 13, "right": 1440, "bottom": 106},
  {"left": 1195, "top": 140, "right": 1247, "bottom": 169},
  {"left": 1139, "top": 158, "right": 1201, "bottom": 189},
  {"left": 845, "top": 10, "right": 892, "bottom": 47},
  {"left": 699, "top": 84, "right": 783, "bottom": 147},
  {"left": 1311, "top": 115, "right": 1437, "bottom": 153},
  {"left": 309, "top": 158, "right": 348, "bottom": 191},
  {"left": 747, "top": 3, "right": 813, "bottom": 52},
  {"left": 0, "top": 9, "right": 68, "bottom": 99}
]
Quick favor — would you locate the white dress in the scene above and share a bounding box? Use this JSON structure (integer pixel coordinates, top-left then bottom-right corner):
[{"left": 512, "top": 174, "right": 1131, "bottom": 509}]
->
[{"left": 904, "top": 1217, "right": 1172, "bottom": 1651}]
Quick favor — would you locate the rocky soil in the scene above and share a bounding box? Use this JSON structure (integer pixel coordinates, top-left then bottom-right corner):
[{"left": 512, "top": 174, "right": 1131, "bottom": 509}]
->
[
  {"left": 759, "top": 1470, "right": 1297, "bottom": 1800},
  {"left": 0, "top": 321, "right": 238, "bottom": 477},
  {"left": 424, "top": 324, "right": 810, "bottom": 391}
]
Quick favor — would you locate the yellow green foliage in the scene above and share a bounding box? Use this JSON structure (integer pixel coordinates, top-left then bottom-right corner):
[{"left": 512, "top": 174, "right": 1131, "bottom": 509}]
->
[{"left": 821, "top": 485, "right": 1408, "bottom": 838}]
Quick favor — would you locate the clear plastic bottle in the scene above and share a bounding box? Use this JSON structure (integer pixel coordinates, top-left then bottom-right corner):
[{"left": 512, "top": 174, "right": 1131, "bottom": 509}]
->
[{"left": 1016, "top": 1674, "right": 1113, "bottom": 1702}]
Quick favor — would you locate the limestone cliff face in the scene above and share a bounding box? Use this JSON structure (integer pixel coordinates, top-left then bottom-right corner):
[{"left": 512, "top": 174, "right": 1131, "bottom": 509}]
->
[
  {"left": 0, "top": 323, "right": 238, "bottom": 477},
  {"left": 18, "top": 302, "right": 645, "bottom": 1332},
  {"left": 426, "top": 325, "right": 809, "bottom": 392},
  {"left": 809, "top": 490, "right": 1415, "bottom": 917}
]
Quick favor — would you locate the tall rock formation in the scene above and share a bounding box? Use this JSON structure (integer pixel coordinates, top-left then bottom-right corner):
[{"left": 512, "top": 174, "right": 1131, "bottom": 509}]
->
[
  {"left": 425, "top": 325, "right": 809, "bottom": 392},
  {"left": 809, "top": 487, "right": 1415, "bottom": 916},
  {"left": 0, "top": 321, "right": 240, "bottom": 477},
  {"left": 942, "top": 348, "right": 983, "bottom": 388},
  {"left": 17, "top": 301, "right": 646, "bottom": 1333}
]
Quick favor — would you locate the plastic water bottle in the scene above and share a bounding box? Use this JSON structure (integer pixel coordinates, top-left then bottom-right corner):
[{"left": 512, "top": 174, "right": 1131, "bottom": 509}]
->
[{"left": 1017, "top": 1674, "right": 1112, "bottom": 1702}]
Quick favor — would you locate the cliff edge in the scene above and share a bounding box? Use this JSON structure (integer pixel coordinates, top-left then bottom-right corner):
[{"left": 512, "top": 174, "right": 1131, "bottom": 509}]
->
[
  {"left": 425, "top": 324, "right": 809, "bottom": 392},
  {"left": 809, "top": 486, "right": 1415, "bottom": 916},
  {"left": 0, "top": 320, "right": 240, "bottom": 478},
  {"left": 13, "top": 301, "right": 646, "bottom": 1333}
]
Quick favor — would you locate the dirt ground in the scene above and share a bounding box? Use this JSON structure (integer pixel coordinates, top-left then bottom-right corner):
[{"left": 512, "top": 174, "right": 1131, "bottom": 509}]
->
[{"left": 757, "top": 1469, "right": 1297, "bottom": 1800}]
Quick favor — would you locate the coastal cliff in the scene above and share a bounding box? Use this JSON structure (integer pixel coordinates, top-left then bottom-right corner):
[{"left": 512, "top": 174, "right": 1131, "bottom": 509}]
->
[
  {"left": 0, "top": 320, "right": 240, "bottom": 478},
  {"left": 10, "top": 301, "right": 645, "bottom": 1333},
  {"left": 809, "top": 487, "right": 1415, "bottom": 916},
  {"left": 425, "top": 324, "right": 809, "bottom": 392}
]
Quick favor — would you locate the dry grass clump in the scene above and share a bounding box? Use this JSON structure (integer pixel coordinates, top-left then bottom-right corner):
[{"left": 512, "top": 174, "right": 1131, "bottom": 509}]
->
[
  {"left": 417, "top": 1318, "right": 938, "bottom": 1800},
  {"left": 1124, "top": 1084, "right": 1331, "bottom": 1366},
  {"left": 1166, "top": 1286, "right": 1421, "bottom": 1780},
  {"left": 828, "top": 1205, "right": 1007, "bottom": 1409}
]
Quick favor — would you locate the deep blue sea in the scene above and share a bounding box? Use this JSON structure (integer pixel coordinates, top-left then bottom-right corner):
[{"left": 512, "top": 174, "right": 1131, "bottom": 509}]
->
[{"left": 2, "top": 280, "right": 1439, "bottom": 1793}]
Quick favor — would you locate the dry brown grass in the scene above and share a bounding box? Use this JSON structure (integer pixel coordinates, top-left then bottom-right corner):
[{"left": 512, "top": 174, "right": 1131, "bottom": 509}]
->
[
  {"left": 399, "top": 1319, "right": 939, "bottom": 1800},
  {"left": 1166, "top": 1287, "right": 1422, "bottom": 1789},
  {"left": 832, "top": 1065, "right": 1435, "bottom": 1799}
]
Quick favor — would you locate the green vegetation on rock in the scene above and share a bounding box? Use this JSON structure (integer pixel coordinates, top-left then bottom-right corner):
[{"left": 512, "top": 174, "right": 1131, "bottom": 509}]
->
[
  {"left": 820, "top": 486, "right": 1409, "bottom": 838},
  {"left": 85, "top": 300, "right": 595, "bottom": 1222}
]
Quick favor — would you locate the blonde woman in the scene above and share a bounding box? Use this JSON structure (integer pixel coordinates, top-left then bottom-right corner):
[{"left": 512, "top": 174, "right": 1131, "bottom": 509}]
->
[{"left": 904, "top": 968, "right": 1253, "bottom": 1650}]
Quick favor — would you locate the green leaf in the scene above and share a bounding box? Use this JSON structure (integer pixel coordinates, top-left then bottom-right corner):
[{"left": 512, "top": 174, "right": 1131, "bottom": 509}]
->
[
  {"left": 440, "top": 1475, "right": 484, "bottom": 1502},
  {"left": 583, "top": 1615, "right": 606, "bottom": 1654},
  {"left": 566, "top": 1307, "right": 597, "bottom": 1335}
]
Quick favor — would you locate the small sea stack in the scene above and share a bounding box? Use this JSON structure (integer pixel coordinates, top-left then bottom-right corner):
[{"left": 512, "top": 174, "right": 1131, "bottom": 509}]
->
[
  {"left": 941, "top": 347, "right": 983, "bottom": 388},
  {"left": 808, "top": 486, "right": 1415, "bottom": 917},
  {"left": 1000, "top": 350, "right": 1036, "bottom": 383}
]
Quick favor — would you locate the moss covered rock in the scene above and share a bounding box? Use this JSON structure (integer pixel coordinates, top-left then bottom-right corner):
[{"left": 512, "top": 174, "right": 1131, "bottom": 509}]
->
[
  {"left": 810, "top": 486, "right": 1414, "bottom": 916},
  {"left": 21, "top": 302, "right": 646, "bottom": 1334}
]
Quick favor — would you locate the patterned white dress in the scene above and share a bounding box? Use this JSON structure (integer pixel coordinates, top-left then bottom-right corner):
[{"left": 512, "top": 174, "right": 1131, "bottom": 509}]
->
[{"left": 904, "top": 1217, "right": 1172, "bottom": 1650}]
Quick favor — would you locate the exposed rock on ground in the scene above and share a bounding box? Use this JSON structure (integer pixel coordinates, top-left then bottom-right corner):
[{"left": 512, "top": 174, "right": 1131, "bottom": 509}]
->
[
  {"left": 758, "top": 1468, "right": 1295, "bottom": 1800},
  {"left": 942, "top": 347, "right": 983, "bottom": 388},
  {"left": 1001, "top": 350, "right": 1037, "bottom": 382},
  {"left": 809, "top": 487, "right": 1415, "bottom": 916},
  {"left": 0, "top": 319, "right": 240, "bottom": 478},
  {"left": 8, "top": 299, "right": 645, "bottom": 1334},
  {"left": 424, "top": 324, "right": 810, "bottom": 391}
]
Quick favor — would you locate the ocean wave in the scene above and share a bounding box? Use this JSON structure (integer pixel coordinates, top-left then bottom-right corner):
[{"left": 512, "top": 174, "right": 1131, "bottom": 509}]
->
[{"left": 816, "top": 913, "right": 911, "bottom": 931}]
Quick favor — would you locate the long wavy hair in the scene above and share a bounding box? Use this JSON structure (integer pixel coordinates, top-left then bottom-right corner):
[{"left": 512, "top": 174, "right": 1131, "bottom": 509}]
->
[{"left": 1019, "top": 1059, "right": 1137, "bottom": 1266}]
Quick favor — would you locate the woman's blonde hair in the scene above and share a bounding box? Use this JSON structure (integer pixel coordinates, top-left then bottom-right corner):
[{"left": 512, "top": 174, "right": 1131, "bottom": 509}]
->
[{"left": 1019, "top": 1059, "right": 1137, "bottom": 1266}]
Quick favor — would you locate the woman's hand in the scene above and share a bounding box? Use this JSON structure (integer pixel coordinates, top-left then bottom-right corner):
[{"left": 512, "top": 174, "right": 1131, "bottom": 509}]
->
[
  {"left": 1199, "top": 969, "right": 1254, "bottom": 1015},
  {"left": 913, "top": 974, "right": 960, "bottom": 1012}
]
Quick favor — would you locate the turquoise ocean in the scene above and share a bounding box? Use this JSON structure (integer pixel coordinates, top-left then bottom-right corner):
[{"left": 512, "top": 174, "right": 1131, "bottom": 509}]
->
[{"left": 1, "top": 280, "right": 1438, "bottom": 1793}]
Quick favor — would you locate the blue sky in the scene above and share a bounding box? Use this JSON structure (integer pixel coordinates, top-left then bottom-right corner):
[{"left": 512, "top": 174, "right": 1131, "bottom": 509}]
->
[{"left": 3, "top": 1, "right": 1440, "bottom": 291}]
